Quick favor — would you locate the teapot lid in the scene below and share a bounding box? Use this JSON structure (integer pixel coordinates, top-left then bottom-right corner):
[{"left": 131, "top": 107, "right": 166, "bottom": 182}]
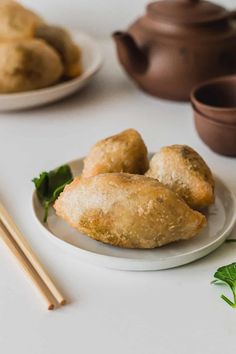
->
[{"left": 147, "top": 0, "right": 228, "bottom": 24}]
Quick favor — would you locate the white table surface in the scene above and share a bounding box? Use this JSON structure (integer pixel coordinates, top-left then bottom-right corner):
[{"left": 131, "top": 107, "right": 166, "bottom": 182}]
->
[{"left": 0, "top": 39, "right": 236, "bottom": 354}]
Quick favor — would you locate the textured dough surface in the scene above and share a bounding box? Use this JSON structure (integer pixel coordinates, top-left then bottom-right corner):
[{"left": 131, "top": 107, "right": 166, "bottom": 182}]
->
[
  {"left": 82, "top": 129, "right": 149, "bottom": 178},
  {"left": 0, "top": 39, "right": 63, "bottom": 93},
  {"left": 35, "top": 24, "right": 82, "bottom": 78},
  {"left": 0, "top": 0, "right": 42, "bottom": 40},
  {"left": 146, "top": 145, "right": 215, "bottom": 209},
  {"left": 54, "top": 173, "right": 206, "bottom": 249}
]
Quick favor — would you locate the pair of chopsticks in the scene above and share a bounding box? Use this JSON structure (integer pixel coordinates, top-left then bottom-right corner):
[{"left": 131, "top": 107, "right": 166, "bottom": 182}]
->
[{"left": 0, "top": 201, "right": 66, "bottom": 310}]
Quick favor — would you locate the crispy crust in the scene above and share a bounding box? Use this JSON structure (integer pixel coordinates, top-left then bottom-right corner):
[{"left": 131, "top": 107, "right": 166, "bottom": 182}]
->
[
  {"left": 146, "top": 145, "right": 215, "bottom": 209},
  {"left": 54, "top": 173, "right": 206, "bottom": 249},
  {"left": 81, "top": 129, "right": 149, "bottom": 178}
]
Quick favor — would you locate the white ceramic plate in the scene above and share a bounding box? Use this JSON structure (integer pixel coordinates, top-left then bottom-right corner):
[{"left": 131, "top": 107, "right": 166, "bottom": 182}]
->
[
  {"left": 32, "top": 158, "right": 236, "bottom": 271},
  {"left": 0, "top": 31, "right": 103, "bottom": 111}
]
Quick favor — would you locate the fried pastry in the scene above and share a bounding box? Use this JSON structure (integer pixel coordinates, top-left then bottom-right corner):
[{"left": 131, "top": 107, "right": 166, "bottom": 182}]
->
[
  {"left": 0, "top": 0, "right": 42, "bottom": 40},
  {"left": 146, "top": 145, "right": 214, "bottom": 209},
  {"left": 54, "top": 173, "right": 206, "bottom": 249},
  {"left": 82, "top": 129, "right": 149, "bottom": 178},
  {"left": 35, "top": 24, "right": 82, "bottom": 78},
  {"left": 0, "top": 39, "right": 63, "bottom": 93}
]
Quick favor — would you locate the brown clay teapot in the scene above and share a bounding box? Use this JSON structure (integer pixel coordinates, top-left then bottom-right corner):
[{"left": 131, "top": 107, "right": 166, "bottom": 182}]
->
[{"left": 113, "top": 0, "right": 236, "bottom": 101}]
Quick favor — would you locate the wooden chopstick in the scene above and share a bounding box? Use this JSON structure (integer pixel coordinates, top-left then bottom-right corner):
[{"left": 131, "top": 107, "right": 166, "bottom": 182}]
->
[
  {"left": 0, "top": 201, "right": 66, "bottom": 308},
  {"left": 0, "top": 221, "right": 55, "bottom": 310}
]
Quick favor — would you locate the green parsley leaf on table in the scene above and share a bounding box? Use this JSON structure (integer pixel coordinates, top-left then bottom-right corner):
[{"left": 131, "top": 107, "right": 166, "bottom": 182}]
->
[
  {"left": 32, "top": 165, "right": 73, "bottom": 223},
  {"left": 213, "top": 263, "right": 236, "bottom": 308}
]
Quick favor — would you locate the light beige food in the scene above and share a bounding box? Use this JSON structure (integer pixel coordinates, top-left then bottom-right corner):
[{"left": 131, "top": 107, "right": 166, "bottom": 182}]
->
[
  {"left": 54, "top": 173, "right": 206, "bottom": 249},
  {"left": 0, "top": 39, "right": 63, "bottom": 93},
  {"left": 0, "top": 0, "right": 42, "bottom": 40},
  {"left": 0, "top": 1, "right": 82, "bottom": 93},
  {"left": 146, "top": 145, "right": 215, "bottom": 209},
  {"left": 82, "top": 129, "right": 149, "bottom": 178},
  {"left": 35, "top": 24, "right": 82, "bottom": 78}
]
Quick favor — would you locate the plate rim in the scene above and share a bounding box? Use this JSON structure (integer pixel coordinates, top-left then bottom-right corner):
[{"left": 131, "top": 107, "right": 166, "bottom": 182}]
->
[{"left": 31, "top": 158, "right": 236, "bottom": 270}]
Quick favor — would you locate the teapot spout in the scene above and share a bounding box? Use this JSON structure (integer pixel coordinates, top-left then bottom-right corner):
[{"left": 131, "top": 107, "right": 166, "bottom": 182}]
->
[{"left": 112, "top": 31, "right": 148, "bottom": 75}]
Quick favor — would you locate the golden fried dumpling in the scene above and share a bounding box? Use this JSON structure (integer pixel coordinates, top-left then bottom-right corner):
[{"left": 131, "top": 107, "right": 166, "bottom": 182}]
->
[
  {"left": 82, "top": 129, "right": 149, "bottom": 178},
  {"left": 146, "top": 145, "right": 215, "bottom": 209},
  {"left": 0, "top": 39, "right": 63, "bottom": 93},
  {"left": 35, "top": 24, "right": 81, "bottom": 78},
  {"left": 54, "top": 173, "right": 206, "bottom": 249},
  {"left": 0, "top": 0, "right": 42, "bottom": 40}
]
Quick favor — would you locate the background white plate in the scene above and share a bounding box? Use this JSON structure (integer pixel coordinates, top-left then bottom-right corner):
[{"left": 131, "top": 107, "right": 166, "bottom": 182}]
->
[
  {"left": 32, "top": 158, "right": 236, "bottom": 271},
  {"left": 0, "top": 31, "right": 103, "bottom": 111}
]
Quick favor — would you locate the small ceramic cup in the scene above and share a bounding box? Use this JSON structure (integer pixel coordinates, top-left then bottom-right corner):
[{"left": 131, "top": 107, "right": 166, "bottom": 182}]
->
[
  {"left": 193, "top": 106, "right": 236, "bottom": 157},
  {"left": 191, "top": 75, "right": 236, "bottom": 125}
]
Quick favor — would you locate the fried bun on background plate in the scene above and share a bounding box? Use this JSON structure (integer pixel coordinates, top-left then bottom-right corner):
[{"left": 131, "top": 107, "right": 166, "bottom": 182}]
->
[
  {"left": 0, "top": 39, "right": 63, "bottom": 93},
  {"left": 35, "top": 24, "right": 82, "bottom": 78},
  {"left": 0, "top": 0, "right": 42, "bottom": 41}
]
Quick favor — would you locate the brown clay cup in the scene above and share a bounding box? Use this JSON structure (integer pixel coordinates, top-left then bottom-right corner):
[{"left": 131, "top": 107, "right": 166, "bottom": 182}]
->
[
  {"left": 191, "top": 76, "right": 236, "bottom": 125},
  {"left": 193, "top": 106, "right": 236, "bottom": 157}
]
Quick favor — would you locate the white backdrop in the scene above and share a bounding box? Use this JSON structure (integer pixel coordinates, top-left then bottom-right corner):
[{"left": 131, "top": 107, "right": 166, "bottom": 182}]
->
[
  {"left": 20, "top": 0, "right": 235, "bottom": 37},
  {"left": 1, "top": 2, "right": 236, "bottom": 354}
]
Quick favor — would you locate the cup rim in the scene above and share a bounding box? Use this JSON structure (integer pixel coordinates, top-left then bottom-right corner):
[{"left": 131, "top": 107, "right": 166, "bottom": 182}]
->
[
  {"left": 193, "top": 104, "right": 236, "bottom": 128},
  {"left": 191, "top": 75, "right": 236, "bottom": 113}
]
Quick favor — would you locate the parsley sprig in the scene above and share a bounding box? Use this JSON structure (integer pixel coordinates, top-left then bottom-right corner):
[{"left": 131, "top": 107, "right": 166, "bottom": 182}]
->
[
  {"left": 33, "top": 165, "right": 73, "bottom": 222},
  {"left": 212, "top": 263, "right": 236, "bottom": 308}
]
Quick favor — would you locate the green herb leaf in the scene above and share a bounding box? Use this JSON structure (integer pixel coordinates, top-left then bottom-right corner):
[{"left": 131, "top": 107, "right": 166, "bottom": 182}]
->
[
  {"left": 32, "top": 165, "right": 73, "bottom": 222},
  {"left": 213, "top": 263, "right": 236, "bottom": 308}
]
